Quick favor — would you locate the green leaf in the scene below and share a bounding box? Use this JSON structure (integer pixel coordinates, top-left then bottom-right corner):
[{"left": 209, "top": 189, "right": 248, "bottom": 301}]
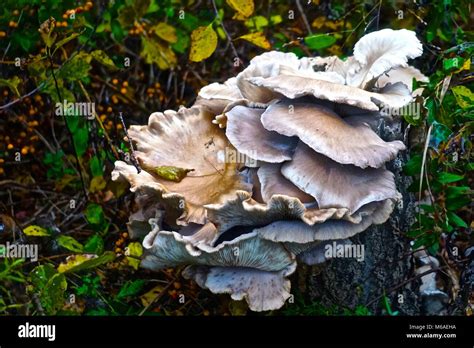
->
[
  {"left": 171, "top": 28, "right": 190, "bottom": 54},
  {"left": 84, "top": 204, "right": 105, "bottom": 225},
  {"left": 23, "top": 225, "right": 51, "bottom": 237},
  {"left": 72, "top": 125, "right": 89, "bottom": 157},
  {"left": 403, "top": 154, "right": 422, "bottom": 176},
  {"left": 154, "top": 166, "right": 193, "bottom": 182},
  {"left": 116, "top": 279, "right": 146, "bottom": 300},
  {"left": 58, "top": 51, "right": 92, "bottom": 81},
  {"left": 151, "top": 22, "right": 177, "bottom": 43},
  {"left": 30, "top": 264, "right": 67, "bottom": 314},
  {"left": 57, "top": 235, "right": 84, "bottom": 253},
  {"left": 91, "top": 50, "right": 118, "bottom": 71},
  {"left": 141, "top": 36, "right": 177, "bottom": 69},
  {"left": 245, "top": 16, "right": 269, "bottom": 30},
  {"left": 84, "top": 234, "right": 104, "bottom": 254},
  {"left": 90, "top": 156, "right": 104, "bottom": 177},
  {"left": 189, "top": 25, "right": 218, "bottom": 62},
  {"left": 447, "top": 211, "right": 468, "bottom": 228},
  {"left": 443, "top": 57, "right": 464, "bottom": 71},
  {"left": 446, "top": 186, "right": 470, "bottom": 199},
  {"left": 0, "top": 77, "right": 21, "bottom": 97},
  {"left": 57, "top": 252, "right": 115, "bottom": 273},
  {"left": 125, "top": 242, "right": 143, "bottom": 270},
  {"left": 451, "top": 86, "right": 474, "bottom": 109},
  {"left": 304, "top": 34, "right": 337, "bottom": 50},
  {"left": 446, "top": 195, "right": 471, "bottom": 211},
  {"left": 54, "top": 32, "right": 81, "bottom": 51},
  {"left": 437, "top": 172, "right": 464, "bottom": 184}
]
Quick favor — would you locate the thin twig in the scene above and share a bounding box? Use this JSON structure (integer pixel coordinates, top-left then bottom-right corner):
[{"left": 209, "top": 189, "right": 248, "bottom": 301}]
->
[
  {"left": 296, "top": 0, "right": 313, "bottom": 35},
  {"left": 119, "top": 111, "right": 141, "bottom": 173},
  {"left": 210, "top": 0, "right": 241, "bottom": 64}
]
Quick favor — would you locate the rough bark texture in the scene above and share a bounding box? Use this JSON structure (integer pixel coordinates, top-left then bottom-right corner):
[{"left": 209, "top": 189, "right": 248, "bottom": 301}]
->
[{"left": 300, "top": 117, "right": 422, "bottom": 315}]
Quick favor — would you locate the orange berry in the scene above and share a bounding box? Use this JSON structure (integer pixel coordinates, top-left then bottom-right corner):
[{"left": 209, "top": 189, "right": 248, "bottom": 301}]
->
[
  {"left": 9, "top": 21, "right": 15, "bottom": 28},
  {"left": 122, "top": 232, "right": 128, "bottom": 238},
  {"left": 0, "top": 168, "right": 4, "bottom": 175},
  {"left": 3, "top": 90, "right": 8, "bottom": 96},
  {"left": 122, "top": 81, "right": 128, "bottom": 87},
  {"left": 203, "top": 310, "right": 210, "bottom": 316},
  {"left": 13, "top": 10, "right": 20, "bottom": 16},
  {"left": 62, "top": 13, "right": 68, "bottom": 19},
  {"left": 120, "top": 87, "right": 127, "bottom": 94},
  {"left": 106, "top": 106, "right": 112, "bottom": 113},
  {"left": 20, "top": 132, "right": 26, "bottom": 138},
  {"left": 7, "top": 144, "right": 14, "bottom": 150},
  {"left": 21, "top": 147, "right": 28, "bottom": 155},
  {"left": 116, "top": 124, "right": 123, "bottom": 130},
  {"left": 0, "top": 31, "right": 6, "bottom": 38},
  {"left": 0, "top": 158, "right": 4, "bottom": 164},
  {"left": 112, "top": 79, "right": 119, "bottom": 85},
  {"left": 115, "top": 248, "right": 121, "bottom": 254}
]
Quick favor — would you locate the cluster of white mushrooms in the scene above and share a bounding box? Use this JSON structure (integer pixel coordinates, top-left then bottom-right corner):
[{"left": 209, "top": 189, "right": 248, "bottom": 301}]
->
[{"left": 112, "top": 29, "right": 427, "bottom": 311}]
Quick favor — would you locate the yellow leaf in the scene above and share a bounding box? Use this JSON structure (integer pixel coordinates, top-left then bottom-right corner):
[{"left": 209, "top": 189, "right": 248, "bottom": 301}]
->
[
  {"left": 226, "top": 0, "right": 254, "bottom": 19},
  {"left": 141, "top": 36, "right": 177, "bottom": 69},
  {"left": 24, "top": 225, "right": 51, "bottom": 237},
  {"left": 154, "top": 166, "right": 193, "bottom": 182},
  {"left": 456, "top": 58, "right": 471, "bottom": 73},
  {"left": 89, "top": 176, "right": 107, "bottom": 193},
  {"left": 140, "top": 284, "right": 165, "bottom": 307},
  {"left": 57, "top": 252, "right": 115, "bottom": 273},
  {"left": 151, "top": 22, "right": 177, "bottom": 43},
  {"left": 189, "top": 25, "right": 218, "bottom": 62},
  {"left": 125, "top": 242, "right": 143, "bottom": 270},
  {"left": 238, "top": 32, "right": 271, "bottom": 50}
]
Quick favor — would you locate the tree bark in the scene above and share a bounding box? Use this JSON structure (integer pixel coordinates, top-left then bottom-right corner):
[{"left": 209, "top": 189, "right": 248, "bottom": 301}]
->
[{"left": 300, "top": 118, "right": 422, "bottom": 315}]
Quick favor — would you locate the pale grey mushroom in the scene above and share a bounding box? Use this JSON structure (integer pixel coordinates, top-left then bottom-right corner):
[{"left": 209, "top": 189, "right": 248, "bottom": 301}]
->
[
  {"left": 114, "top": 28, "right": 424, "bottom": 312},
  {"left": 182, "top": 264, "right": 296, "bottom": 312}
]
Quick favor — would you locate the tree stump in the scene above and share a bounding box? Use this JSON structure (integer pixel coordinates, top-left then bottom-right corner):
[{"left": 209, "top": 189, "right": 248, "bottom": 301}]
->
[{"left": 301, "top": 117, "right": 422, "bottom": 315}]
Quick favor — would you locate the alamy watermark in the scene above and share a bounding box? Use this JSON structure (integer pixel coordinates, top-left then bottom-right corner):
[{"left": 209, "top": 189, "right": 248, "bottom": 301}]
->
[
  {"left": 217, "top": 147, "right": 257, "bottom": 167},
  {"left": 0, "top": 242, "right": 38, "bottom": 261},
  {"left": 381, "top": 101, "right": 421, "bottom": 119},
  {"left": 55, "top": 100, "right": 95, "bottom": 120},
  {"left": 324, "top": 241, "right": 365, "bottom": 262}
]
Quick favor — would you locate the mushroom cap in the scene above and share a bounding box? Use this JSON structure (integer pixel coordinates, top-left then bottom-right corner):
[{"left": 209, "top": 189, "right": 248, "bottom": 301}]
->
[
  {"left": 261, "top": 101, "right": 405, "bottom": 168},
  {"left": 113, "top": 106, "right": 251, "bottom": 225},
  {"left": 112, "top": 162, "right": 187, "bottom": 227},
  {"left": 255, "top": 199, "right": 394, "bottom": 244},
  {"left": 346, "top": 28, "right": 423, "bottom": 89},
  {"left": 141, "top": 221, "right": 295, "bottom": 271},
  {"left": 281, "top": 142, "right": 399, "bottom": 213},
  {"left": 205, "top": 190, "right": 373, "bottom": 235},
  {"left": 195, "top": 77, "right": 243, "bottom": 115},
  {"left": 225, "top": 105, "right": 298, "bottom": 163},
  {"left": 376, "top": 66, "right": 428, "bottom": 96},
  {"left": 183, "top": 264, "right": 296, "bottom": 312},
  {"left": 257, "top": 162, "right": 314, "bottom": 203},
  {"left": 247, "top": 75, "right": 413, "bottom": 111}
]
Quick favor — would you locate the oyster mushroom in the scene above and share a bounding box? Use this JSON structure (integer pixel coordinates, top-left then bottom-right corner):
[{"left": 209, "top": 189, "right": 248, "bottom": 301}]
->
[
  {"left": 114, "top": 28, "right": 425, "bottom": 312},
  {"left": 112, "top": 106, "right": 251, "bottom": 226}
]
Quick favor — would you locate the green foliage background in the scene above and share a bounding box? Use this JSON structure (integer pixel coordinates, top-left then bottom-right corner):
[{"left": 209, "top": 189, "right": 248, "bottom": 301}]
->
[{"left": 0, "top": 0, "right": 472, "bottom": 316}]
